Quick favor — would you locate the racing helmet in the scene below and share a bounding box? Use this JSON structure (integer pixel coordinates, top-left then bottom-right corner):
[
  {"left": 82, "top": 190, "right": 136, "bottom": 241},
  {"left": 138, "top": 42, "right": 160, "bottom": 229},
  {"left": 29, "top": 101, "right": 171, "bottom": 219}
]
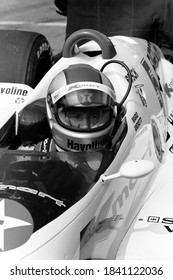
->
[{"left": 46, "top": 64, "right": 117, "bottom": 152}]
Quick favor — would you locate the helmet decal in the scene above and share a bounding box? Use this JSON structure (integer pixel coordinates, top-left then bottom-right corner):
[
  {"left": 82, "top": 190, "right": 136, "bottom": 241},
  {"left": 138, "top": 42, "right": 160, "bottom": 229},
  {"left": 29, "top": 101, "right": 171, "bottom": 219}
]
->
[
  {"left": 51, "top": 82, "right": 115, "bottom": 104},
  {"left": 67, "top": 138, "right": 107, "bottom": 151},
  {"left": 77, "top": 91, "right": 93, "bottom": 105}
]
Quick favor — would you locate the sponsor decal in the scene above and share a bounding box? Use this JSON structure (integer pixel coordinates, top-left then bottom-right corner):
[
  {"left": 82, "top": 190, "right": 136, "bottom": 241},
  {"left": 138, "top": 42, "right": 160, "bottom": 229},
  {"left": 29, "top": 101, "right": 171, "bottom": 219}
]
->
[
  {"left": 81, "top": 176, "right": 143, "bottom": 250},
  {"left": 68, "top": 84, "right": 82, "bottom": 91},
  {"left": 131, "top": 112, "right": 142, "bottom": 131},
  {"left": 111, "top": 179, "right": 138, "bottom": 215},
  {"left": 141, "top": 58, "right": 163, "bottom": 108},
  {"left": 135, "top": 84, "right": 147, "bottom": 107},
  {"left": 0, "top": 87, "right": 28, "bottom": 96},
  {"left": 167, "top": 110, "right": 173, "bottom": 125},
  {"left": 67, "top": 82, "right": 111, "bottom": 93},
  {"left": 134, "top": 118, "right": 142, "bottom": 131},
  {"left": 50, "top": 91, "right": 60, "bottom": 104},
  {"left": 67, "top": 139, "right": 107, "bottom": 151},
  {"left": 132, "top": 112, "right": 139, "bottom": 123},
  {"left": 147, "top": 41, "right": 160, "bottom": 71},
  {"left": 151, "top": 118, "right": 163, "bottom": 162},
  {"left": 125, "top": 68, "right": 139, "bottom": 82},
  {"left": 140, "top": 215, "right": 173, "bottom": 233},
  {"left": 0, "top": 184, "right": 66, "bottom": 207},
  {"left": 80, "top": 194, "right": 124, "bottom": 251},
  {"left": 0, "top": 198, "right": 33, "bottom": 252},
  {"left": 103, "top": 147, "right": 153, "bottom": 221},
  {"left": 164, "top": 77, "right": 173, "bottom": 98},
  {"left": 167, "top": 132, "right": 171, "bottom": 142},
  {"left": 81, "top": 214, "right": 123, "bottom": 248},
  {"left": 15, "top": 97, "right": 25, "bottom": 104},
  {"left": 68, "top": 83, "right": 99, "bottom": 92},
  {"left": 147, "top": 216, "right": 160, "bottom": 223},
  {"left": 169, "top": 143, "right": 173, "bottom": 153},
  {"left": 36, "top": 42, "right": 53, "bottom": 62}
]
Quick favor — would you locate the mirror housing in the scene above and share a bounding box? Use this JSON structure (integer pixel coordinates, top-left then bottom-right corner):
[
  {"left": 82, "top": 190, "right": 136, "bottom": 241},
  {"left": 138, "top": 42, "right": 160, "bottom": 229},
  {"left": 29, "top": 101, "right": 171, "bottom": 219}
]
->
[{"left": 100, "top": 159, "right": 155, "bottom": 183}]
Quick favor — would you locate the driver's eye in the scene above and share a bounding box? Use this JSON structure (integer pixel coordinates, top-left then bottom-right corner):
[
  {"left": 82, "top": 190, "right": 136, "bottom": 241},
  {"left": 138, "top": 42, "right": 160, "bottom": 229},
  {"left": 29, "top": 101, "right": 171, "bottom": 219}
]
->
[
  {"left": 67, "top": 112, "right": 82, "bottom": 120},
  {"left": 89, "top": 112, "right": 99, "bottom": 120}
]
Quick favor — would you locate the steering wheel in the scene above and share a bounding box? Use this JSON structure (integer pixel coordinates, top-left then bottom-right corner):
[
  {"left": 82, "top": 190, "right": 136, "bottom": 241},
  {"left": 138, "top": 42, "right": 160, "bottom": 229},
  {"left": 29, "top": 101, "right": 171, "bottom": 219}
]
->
[{"left": 62, "top": 29, "right": 116, "bottom": 59}]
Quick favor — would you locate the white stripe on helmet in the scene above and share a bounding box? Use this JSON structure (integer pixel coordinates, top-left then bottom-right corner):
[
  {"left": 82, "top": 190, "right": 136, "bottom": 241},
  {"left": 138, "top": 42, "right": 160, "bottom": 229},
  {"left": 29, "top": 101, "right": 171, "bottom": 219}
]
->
[{"left": 51, "top": 81, "right": 116, "bottom": 104}]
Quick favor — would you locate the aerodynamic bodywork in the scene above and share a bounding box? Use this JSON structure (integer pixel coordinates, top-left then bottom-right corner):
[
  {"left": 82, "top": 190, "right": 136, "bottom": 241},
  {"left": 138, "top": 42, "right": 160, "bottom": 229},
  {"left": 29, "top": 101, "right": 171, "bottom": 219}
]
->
[{"left": 0, "top": 28, "right": 173, "bottom": 260}]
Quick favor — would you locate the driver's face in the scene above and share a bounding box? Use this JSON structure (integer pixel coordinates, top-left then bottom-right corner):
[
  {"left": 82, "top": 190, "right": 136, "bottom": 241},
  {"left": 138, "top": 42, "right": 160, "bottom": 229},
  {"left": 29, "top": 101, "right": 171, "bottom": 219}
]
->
[
  {"left": 58, "top": 107, "right": 111, "bottom": 130},
  {"left": 67, "top": 109, "right": 100, "bottom": 129}
]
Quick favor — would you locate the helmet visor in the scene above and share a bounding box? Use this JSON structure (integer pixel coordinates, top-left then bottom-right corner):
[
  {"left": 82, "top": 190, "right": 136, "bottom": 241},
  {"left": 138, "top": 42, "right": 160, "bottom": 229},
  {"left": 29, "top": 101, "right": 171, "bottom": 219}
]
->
[{"left": 56, "top": 106, "right": 113, "bottom": 131}]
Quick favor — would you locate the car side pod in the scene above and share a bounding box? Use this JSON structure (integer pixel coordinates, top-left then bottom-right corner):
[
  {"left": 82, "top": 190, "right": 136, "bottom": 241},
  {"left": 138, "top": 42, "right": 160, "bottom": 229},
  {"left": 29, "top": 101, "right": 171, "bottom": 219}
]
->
[{"left": 100, "top": 159, "right": 155, "bottom": 183}]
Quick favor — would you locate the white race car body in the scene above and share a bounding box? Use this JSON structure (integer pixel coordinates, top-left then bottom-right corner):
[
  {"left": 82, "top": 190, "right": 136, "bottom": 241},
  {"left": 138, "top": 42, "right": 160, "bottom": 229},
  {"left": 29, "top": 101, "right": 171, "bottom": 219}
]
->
[{"left": 0, "top": 30, "right": 173, "bottom": 260}]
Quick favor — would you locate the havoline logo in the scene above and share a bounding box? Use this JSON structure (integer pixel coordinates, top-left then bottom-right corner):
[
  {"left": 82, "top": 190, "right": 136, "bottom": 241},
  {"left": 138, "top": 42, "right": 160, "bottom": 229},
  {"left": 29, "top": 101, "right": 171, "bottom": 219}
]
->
[
  {"left": 0, "top": 87, "right": 28, "bottom": 96},
  {"left": 0, "top": 199, "right": 33, "bottom": 252},
  {"left": 67, "top": 139, "right": 107, "bottom": 151}
]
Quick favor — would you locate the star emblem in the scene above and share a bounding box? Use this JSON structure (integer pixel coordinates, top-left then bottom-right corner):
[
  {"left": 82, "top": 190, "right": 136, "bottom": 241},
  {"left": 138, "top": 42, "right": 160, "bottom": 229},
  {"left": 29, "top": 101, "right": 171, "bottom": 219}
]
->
[{"left": 0, "top": 199, "right": 33, "bottom": 252}]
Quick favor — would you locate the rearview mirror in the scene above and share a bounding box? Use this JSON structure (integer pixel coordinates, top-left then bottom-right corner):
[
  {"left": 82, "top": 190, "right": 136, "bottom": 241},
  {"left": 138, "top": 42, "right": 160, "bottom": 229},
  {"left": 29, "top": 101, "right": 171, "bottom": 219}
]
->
[{"left": 100, "top": 159, "right": 155, "bottom": 183}]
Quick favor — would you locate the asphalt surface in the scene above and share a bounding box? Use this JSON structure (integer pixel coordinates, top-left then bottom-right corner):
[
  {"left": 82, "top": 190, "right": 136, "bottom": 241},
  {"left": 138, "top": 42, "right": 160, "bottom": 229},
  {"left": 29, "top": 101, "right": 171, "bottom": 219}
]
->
[{"left": 0, "top": 0, "right": 67, "bottom": 55}]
